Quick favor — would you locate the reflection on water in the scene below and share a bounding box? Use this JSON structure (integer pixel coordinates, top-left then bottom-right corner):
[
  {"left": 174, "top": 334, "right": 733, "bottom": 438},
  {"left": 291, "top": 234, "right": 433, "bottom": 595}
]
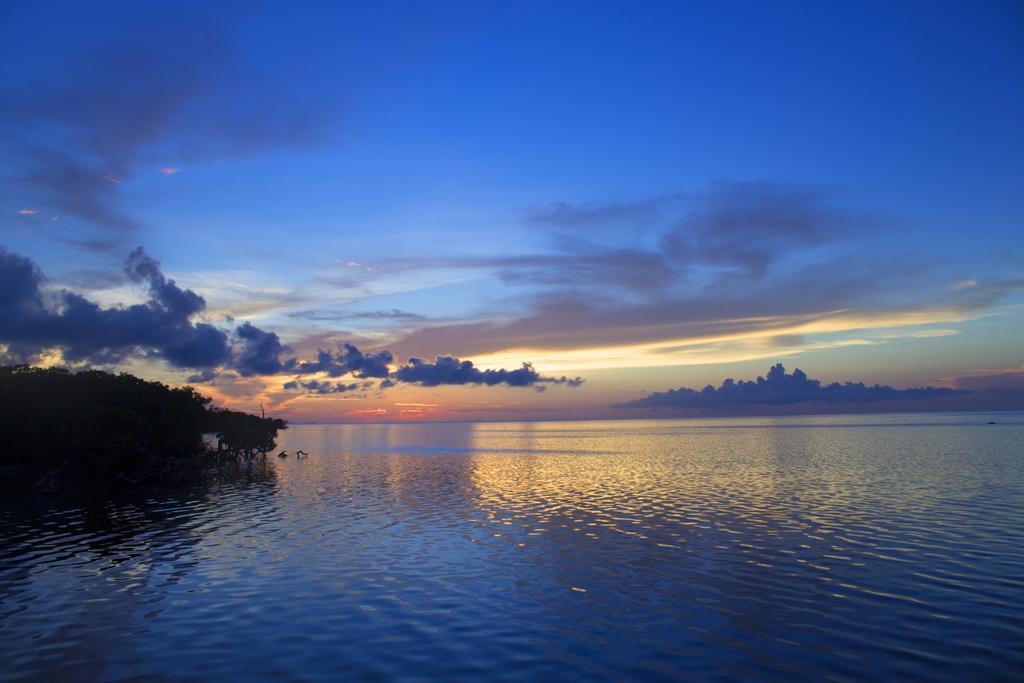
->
[{"left": 2, "top": 413, "right": 1023, "bottom": 681}]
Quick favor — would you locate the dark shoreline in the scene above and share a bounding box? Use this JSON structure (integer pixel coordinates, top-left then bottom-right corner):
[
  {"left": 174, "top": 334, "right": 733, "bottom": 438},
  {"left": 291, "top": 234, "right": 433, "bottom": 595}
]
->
[{"left": 0, "top": 365, "right": 286, "bottom": 500}]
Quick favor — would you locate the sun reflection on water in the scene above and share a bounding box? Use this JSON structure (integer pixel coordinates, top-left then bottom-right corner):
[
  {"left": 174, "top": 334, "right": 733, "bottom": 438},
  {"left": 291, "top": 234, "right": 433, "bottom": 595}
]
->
[{"left": 2, "top": 415, "right": 1022, "bottom": 681}]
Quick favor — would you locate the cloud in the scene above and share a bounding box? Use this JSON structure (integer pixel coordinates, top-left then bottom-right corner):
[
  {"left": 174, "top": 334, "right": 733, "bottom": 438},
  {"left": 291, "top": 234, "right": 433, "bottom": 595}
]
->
[
  {"left": 233, "top": 322, "right": 297, "bottom": 377},
  {"left": 18, "top": 208, "right": 38, "bottom": 215},
  {"left": 393, "top": 356, "right": 582, "bottom": 388},
  {"left": 382, "top": 184, "right": 838, "bottom": 294},
  {"left": 0, "top": 6, "right": 332, "bottom": 241},
  {"left": 503, "top": 181, "right": 866, "bottom": 289},
  {"left": 282, "top": 379, "right": 361, "bottom": 394},
  {"left": 0, "top": 245, "right": 231, "bottom": 368},
  {"left": 661, "top": 181, "right": 863, "bottom": 277},
  {"left": 526, "top": 197, "right": 669, "bottom": 229},
  {"left": 295, "top": 343, "right": 393, "bottom": 378},
  {"left": 287, "top": 308, "right": 427, "bottom": 322},
  {"left": 216, "top": 327, "right": 576, "bottom": 394},
  {"left": 939, "top": 369, "right": 1024, "bottom": 392},
  {"left": 345, "top": 309, "right": 425, "bottom": 321},
  {"left": 385, "top": 239, "right": 1022, "bottom": 372},
  {"left": 57, "top": 268, "right": 127, "bottom": 290},
  {"left": 274, "top": 348, "right": 583, "bottom": 396},
  {"left": 379, "top": 245, "right": 678, "bottom": 293},
  {"left": 616, "top": 363, "right": 962, "bottom": 410},
  {"left": 494, "top": 245, "right": 678, "bottom": 292},
  {"left": 20, "top": 150, "right": 142, "bottom": 233},
  {"left": 0, "top": 246, "right": 586, "bottom": 396},
  {"left": 534, "top": 181, "right": 872, "bottom": 287},
  {"left": 386, "top": 267, "right": 889, "bottom": 359},
  {"left": 124, "top": 247, "right": 205, "bottom": 318},
  {"left": 66, "top": 238, "right": 123, "bottom": 254},
  {"left": 186, "top": 368, "right": 218, "bottom": 384}
]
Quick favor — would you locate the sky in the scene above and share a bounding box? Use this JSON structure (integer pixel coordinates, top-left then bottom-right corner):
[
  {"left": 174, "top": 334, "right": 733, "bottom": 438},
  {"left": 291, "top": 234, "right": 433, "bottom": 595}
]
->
[{"left": 1, "top": 0, "right": 1022, "bottom": 422}]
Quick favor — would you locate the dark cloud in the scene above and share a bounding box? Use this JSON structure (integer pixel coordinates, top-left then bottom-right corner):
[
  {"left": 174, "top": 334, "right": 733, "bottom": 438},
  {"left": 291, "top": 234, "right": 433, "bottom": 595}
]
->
[
  {"left": 616, "top": 364, "right": 961, "bottom": 410},
  {"left": 338, "top": 343, "right": 393, "bottom": 378},
  {"left": 0, "top": 246, "right": 230, "bottom": 368},
  {"left": 161, "top": 323, "right": 233, "bottom": 369},
  {"left": 295, "top": 343, "right": 393, "bottom": 378},
  {"left": 225, "top": 330, "right": 577, "bottom": 395},
  {"left": 0, "top": 246, "right": 586, "bottom": 395},
  {"left": 282, "top": 379, "right": 361, "bottom": 394},
  {"left": 394, "top": 356, "right": 582, "bottom": 388},
  {"left": 230, "top": 325, "right": 392, "bottom": 382},
  {"left": 233, "top": 322, "right": 297, "bottom": 377},
  {"left": 277, "top": 350, "right": 582, "bottom": 396},
  {"left": 186, "top": 368, "right": 218, "bottom": 384},
  {"left": 124, "top": 247, "right": 205, "bottom": 319}
]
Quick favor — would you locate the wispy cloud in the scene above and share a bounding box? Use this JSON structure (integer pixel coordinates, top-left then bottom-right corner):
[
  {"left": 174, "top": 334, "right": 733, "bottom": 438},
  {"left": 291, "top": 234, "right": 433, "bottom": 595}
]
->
[
  {"left": 0, "top": 6, "right": 333, "bottom": 244},
  {"left": 388, "top": 265, "right": 1017, "bottom": 372},
  {"left": 376, "top": 245, "right": 678, "bottom": 293},
  {"left": 380, "top": 182, "right": 1017, "bottom": 373},
  {"left": 936, "top": 368, "right": 1024, "bottom": 391},
  {"left": 661, "top": 181, "right": 865, "bottom": 278},
  {"left": 287, "top": 308, "right": 427, "bottom": 323},
  {"left": 510, "top": 181, "right": 870, "bottom": 287},
  {"left": 526, "top": 196, "right": 673, "bottom": 229}
]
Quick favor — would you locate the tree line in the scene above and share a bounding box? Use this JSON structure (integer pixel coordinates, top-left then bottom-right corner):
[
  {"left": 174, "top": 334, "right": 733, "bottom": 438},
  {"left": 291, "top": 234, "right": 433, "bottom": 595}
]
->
[{"left": 0, "top": 365, "right": 287, "bottom": 493}]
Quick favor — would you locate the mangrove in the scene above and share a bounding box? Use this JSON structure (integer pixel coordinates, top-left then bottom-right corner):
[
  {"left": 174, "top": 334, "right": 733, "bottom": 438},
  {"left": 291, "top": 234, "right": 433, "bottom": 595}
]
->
[{"left": 0, "top": 365, "right": 287, "bottom": 495}]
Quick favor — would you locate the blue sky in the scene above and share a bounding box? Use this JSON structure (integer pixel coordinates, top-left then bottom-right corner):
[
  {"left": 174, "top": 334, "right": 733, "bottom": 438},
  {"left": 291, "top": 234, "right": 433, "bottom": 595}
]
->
[{"left": 1, "top": 0, "right": 1022, "bottom": 420}]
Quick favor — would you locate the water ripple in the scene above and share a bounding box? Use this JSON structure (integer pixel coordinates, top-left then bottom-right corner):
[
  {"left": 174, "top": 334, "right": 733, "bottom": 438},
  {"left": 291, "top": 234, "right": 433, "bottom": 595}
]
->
[{"left": 1, "top": 413, "right": 1022, "bottom": 681}]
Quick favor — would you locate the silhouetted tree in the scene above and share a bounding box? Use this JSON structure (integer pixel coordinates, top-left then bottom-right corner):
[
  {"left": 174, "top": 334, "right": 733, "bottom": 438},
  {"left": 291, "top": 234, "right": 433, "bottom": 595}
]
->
[{"left": 0, "top": 365, "right": 286, "bottom": 493}]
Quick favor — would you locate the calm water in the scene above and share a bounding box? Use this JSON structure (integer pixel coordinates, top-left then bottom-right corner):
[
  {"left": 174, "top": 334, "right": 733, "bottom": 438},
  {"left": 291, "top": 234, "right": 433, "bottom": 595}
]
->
[{"left": 2, "top": 413, "right": 1023, "bottom": 682}]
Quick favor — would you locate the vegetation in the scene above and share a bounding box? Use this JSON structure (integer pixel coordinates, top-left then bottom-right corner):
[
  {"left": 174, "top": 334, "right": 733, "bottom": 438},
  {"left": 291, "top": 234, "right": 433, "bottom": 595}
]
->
[{"left": 0, "top": 365, "right": 286, "bottom": 494}]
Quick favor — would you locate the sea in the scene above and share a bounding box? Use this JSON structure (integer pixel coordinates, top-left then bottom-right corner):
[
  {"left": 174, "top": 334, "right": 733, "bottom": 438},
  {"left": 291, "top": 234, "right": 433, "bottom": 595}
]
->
[{"left": 1, "top": 413, "right": 1022, "bottom": 682}]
